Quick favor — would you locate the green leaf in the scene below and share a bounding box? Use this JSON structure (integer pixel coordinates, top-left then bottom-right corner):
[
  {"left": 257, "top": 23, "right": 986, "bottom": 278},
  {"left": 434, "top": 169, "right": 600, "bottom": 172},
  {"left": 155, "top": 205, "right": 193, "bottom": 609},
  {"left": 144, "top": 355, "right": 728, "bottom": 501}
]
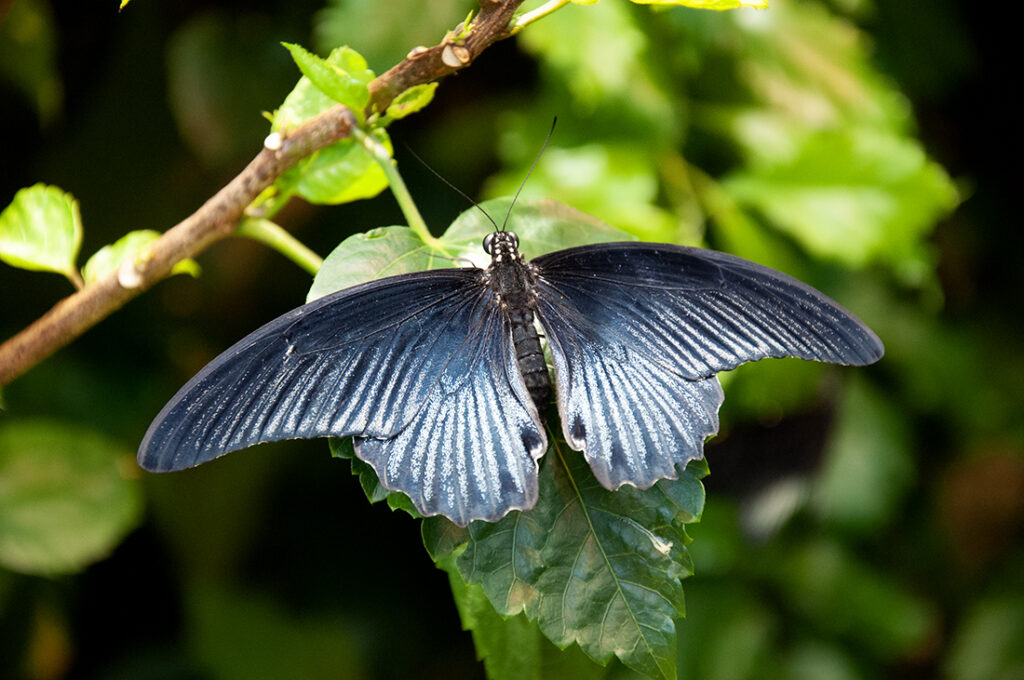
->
[
  {"left": 442, "top": 196, "right": 636, "bottom": 262},
  {"left": 0, "top": 419, "right": 142, "bottom": 575},
  {"left": 0, "top": 0, "right": 62, "bottom": 125},
  {"left": 278, "top": 129, "right": 391, "bottom": 206},
  {"left": 814, "top": 378, "right": 914, "bottom": 533},
  {"left": 0, "top": 184, "right": 82, "bottom": 281},
  {"left": 457, "top": 440, "right": 707, "bottom": 680},
  {"left": 769, "top": 539, "right": 935, "bottom": 660},
  {"left": 282, "top": 43, "right": 372, "bottom": 116},
  {"left": 631, "top": 0, "right": 767, "bottom": 8},
  {"left": 307, "top": 198, "right": 634, "bottom": 301},
  {"left": 946, "top": 595, "right": 1024, "bottom": 680},
  {"left": 81, "top": 229, "right": 199, "bottom": 285},
  {"left": 485, "top": 145, "right": 678, "bottom": 242},
  {"left": 435, "top": 547, "right": 614, "bottom": 680},
  {"left": 185, "top": 581, "right": 368, "bottom": 679},
  {"left": 382, "top": 82, "right": 438, "bottom": 123},
  {"left": 307, "top": 225, "right": 447, "bottom": 301},
  {"left": 722, "top": 128, "right": 958, "bottom": 279},
  {"left": 327, "top": 437, "right": 419, "bottom": 517}
]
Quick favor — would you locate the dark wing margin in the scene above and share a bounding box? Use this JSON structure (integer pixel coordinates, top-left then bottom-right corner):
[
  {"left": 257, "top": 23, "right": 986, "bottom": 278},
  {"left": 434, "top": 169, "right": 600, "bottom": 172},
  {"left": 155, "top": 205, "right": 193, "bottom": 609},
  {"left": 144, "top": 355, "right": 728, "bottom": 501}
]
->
[
  {"left": 532, "top": 242, "right": 883, "bottom": 490},
  {"left": 139, "top": 268, "right": 546, "bottom": 524}
]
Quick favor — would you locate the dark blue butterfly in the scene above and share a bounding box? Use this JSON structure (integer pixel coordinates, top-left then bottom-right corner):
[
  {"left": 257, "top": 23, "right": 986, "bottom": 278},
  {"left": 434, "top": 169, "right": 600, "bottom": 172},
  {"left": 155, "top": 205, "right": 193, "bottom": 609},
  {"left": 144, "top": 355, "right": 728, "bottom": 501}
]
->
[{"left": 139, "top": 227, "right": 883, "bottom": 526}]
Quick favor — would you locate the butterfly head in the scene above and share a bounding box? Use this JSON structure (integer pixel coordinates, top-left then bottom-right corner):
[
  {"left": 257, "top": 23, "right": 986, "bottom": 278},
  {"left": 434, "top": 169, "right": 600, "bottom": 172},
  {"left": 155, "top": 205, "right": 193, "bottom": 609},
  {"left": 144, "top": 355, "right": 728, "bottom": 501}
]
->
[{"left": 483, "top": 231, "right": 522, "bottom": 263}]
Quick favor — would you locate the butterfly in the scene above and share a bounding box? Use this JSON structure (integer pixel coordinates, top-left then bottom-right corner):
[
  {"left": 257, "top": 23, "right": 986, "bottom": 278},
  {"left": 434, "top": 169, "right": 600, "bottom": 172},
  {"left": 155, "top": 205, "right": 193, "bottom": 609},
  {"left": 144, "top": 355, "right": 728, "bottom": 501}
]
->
[{"left": 139, "top": 204, "right": 883, "bottom": 527}]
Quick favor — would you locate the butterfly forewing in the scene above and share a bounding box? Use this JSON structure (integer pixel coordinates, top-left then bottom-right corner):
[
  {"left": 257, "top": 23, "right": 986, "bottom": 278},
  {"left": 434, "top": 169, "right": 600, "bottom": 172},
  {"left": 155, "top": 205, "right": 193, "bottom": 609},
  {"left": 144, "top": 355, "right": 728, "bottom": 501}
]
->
[
  {"left": 138, "top": 269, "right": 546, "bottom": 495},
  {"left": 533, "top": 243, "right": 883, "bottom": 379}
]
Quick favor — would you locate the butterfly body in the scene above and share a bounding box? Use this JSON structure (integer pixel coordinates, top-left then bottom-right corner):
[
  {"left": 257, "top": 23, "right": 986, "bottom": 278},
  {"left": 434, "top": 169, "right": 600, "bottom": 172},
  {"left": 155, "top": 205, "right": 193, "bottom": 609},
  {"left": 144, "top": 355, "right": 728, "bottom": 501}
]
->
[
  {"left": 140, "top": 223, "right": 883, "bottom": 526},
  {"left": 484, "top": 231, "right": 550, "bottom": 411}
]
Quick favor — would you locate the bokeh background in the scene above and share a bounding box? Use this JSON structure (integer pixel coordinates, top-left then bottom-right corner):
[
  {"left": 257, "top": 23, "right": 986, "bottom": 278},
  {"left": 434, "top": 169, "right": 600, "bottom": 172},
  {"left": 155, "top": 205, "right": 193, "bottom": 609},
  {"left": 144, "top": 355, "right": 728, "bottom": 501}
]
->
[{"left": 1, "top": 0, "right": 1021, "bottom": 678}]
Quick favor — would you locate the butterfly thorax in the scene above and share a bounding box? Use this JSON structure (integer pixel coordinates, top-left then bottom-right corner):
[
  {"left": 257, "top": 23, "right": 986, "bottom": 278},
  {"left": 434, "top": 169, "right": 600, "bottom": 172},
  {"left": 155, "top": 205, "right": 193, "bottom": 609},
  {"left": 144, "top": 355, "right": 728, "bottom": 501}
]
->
[{"left": 483, "top": 231, "right": 551, "bottom": 415}]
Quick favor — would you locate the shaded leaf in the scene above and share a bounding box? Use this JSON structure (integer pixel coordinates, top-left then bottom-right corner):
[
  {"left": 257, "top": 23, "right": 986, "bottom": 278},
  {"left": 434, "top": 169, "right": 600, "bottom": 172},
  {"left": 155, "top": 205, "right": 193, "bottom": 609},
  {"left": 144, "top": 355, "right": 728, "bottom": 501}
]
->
[
  {"left": 0, "top": 0, "right": 62, "bottom": 125},
  {"left": 457, "top": 440, "right": 707, "bottom": 679},
  {"left": 82, "top": 229, "right": 199, "bottom": 285},
  {"left": 0, "top": 184, "right": 81, "bottom": 280},
  {"left": 185, "top": 581, "right": 367, "bottom": 680},
  {"left": 814, "top": 378, "right": 914, "bottom": 533},
  {"left": 0, "top": 420, "right": 142, "bottom": 575},
  {"left": 328, "top": 437, "right": 419, "bottom": 517},
  {"left": 167, "top": 12, "right": 297, "bottom": 167},
  {"left": 946, "top": 595, "right": 1024, "bottom": 680},
  {"left": 769, "top": 538, "right": 935, "bottom": 660}
]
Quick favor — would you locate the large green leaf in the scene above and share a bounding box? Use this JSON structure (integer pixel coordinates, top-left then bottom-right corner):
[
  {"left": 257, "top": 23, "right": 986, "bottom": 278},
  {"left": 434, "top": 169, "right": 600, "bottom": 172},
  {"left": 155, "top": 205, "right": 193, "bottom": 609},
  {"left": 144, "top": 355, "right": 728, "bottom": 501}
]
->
[
  {"left": 434, "top": 440, "right": 707, "bottom": 680},
  {"left": 0, "top": 420, "right": 142, "bottom": 575},
  {"left": 722, "top": 128, "right": 958, "bottom": 277},
  {"left": 307, "top": 197, "right": 634, "bottom": 301},
  {"left": 0, "top": 184, "right": 81, "bottom": 281}
]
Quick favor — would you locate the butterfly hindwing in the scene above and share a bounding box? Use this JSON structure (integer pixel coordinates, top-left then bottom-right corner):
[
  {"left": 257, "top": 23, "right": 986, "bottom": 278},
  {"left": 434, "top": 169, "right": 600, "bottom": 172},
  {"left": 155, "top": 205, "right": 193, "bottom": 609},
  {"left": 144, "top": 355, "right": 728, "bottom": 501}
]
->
[
  {"left": 355, "top": 305, "right": 546, "bottom": 526},
  {"left": 532, "top": 242, "right": 884, "bottom": 489},
  {"left": 139, "top": 269, "right": 546, "bottom": 524}
]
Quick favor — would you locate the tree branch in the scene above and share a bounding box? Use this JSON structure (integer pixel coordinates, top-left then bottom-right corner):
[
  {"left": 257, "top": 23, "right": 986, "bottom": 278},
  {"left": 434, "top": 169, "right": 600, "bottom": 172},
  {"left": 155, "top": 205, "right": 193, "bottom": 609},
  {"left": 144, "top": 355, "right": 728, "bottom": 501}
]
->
[{"left": 0, "top": 0, "right": 525, "bottom": 387}]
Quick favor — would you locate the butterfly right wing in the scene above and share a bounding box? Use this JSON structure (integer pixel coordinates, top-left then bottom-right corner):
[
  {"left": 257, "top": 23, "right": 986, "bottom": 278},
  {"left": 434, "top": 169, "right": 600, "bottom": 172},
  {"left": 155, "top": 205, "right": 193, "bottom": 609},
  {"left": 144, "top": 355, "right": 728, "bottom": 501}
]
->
[{"left": 139, "top": 269, "right": 546, "bottom": 524}]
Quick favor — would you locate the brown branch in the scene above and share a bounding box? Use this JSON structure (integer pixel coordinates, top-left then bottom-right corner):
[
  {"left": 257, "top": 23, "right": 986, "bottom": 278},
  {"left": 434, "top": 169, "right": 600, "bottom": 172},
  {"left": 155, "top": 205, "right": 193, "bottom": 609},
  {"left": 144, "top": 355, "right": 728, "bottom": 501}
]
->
[{"left": 0, "top": 0, "right": 525, "bottom": 387}]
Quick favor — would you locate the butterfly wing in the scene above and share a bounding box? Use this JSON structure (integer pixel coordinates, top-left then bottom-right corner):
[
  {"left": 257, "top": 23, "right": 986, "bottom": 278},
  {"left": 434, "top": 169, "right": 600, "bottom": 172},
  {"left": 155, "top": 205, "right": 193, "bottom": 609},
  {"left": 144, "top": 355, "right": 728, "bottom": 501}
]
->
[
  {"left": 532, "top": 242, "right": 883, "bottom": 490},
  {"left": 139, "top": 268, "right": 546, "bottom": 524}
]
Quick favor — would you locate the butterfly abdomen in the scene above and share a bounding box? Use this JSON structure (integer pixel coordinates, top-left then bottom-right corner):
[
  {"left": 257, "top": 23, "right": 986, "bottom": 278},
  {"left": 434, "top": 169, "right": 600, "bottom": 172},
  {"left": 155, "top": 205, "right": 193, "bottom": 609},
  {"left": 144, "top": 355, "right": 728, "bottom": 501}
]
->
[
  {"left": 509, "top": 307, "right": 550, "bottom": 412},
  {"left": 484, "top": 230, "right": 552, "bottom": 415}
]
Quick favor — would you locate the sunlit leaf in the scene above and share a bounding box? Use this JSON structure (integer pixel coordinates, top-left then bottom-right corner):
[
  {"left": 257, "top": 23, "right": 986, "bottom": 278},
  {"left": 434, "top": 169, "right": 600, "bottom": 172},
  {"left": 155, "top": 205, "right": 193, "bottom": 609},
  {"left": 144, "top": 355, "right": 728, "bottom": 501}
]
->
[
  {"left": 81, "top": 229, "right": 199, "bottom": 285},
  {"left": 307, "top": 198, "right": 634, "bottom": 300},
  {"left": 485, "top": 146, "right": 677, "bottom": 242},
  {"left": 274, "top": 45, "right": 374, "bottom": 130},
  {"left": 0, "top": 420, "right": 142, "bottom": 575},
  {"left": 722, "top": 128, "right": 958, "bottom": 279},
  {"left": 283, "top": 43, "right": 372, "bottom": 116},
  {"left": 0, "top": 184, "right": 81, "bottom": 281},
  {"left": 278, "top": 128, "right": 391, "bottom": 206},
  {"left": 631, "top": 0, "right": 767, "bottom": 8}
]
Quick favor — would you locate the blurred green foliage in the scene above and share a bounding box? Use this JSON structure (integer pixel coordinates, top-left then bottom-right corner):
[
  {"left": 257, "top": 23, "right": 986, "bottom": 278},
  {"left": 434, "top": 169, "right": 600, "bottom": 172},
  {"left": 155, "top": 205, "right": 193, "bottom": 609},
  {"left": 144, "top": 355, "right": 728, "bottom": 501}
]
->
[{"left": 1, "top": 0, "right": 1020, "bottom": 678}]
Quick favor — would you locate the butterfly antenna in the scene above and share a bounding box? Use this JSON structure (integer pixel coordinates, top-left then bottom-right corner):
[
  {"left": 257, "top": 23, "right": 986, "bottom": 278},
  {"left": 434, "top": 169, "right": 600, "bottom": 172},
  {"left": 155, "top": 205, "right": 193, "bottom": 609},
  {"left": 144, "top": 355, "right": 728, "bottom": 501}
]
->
[
  {"left": 402, "top": 143, "right": 500, "bottom": 232},
  {"left": 502, "top": 117, "right": 557, "bottom": 232}
]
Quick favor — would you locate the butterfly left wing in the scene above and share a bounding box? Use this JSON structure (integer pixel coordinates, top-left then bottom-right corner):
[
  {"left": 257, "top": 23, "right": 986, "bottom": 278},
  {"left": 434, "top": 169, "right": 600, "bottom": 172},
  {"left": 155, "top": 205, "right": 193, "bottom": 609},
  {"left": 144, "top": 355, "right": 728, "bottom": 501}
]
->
[
  {"left": 531, "top": 242, "right": 884, "bottom": 490},
  {"left": 139, "top": 268, "right": 546, "bottom": 525}
]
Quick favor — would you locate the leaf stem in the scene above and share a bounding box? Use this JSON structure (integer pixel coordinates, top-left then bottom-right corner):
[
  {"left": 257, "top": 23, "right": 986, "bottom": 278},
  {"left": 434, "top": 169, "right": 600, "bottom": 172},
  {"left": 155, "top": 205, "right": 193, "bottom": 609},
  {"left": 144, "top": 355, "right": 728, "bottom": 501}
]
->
[
  {"left": 235, "top": 218, "right": 323, "bottom": 275},
  {"left": 350, "top": 125, "right": 444, "bottom": 251},
  {"left": 509, "top": 0, "right": 571, "bottom": 35}
]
